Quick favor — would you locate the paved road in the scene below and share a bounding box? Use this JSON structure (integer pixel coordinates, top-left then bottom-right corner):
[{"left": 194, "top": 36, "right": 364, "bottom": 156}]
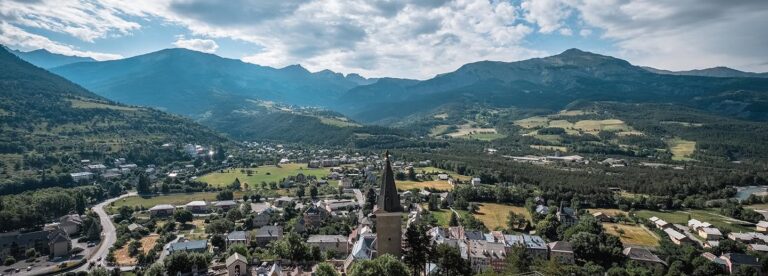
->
[
  {"left": 73, "top": 192, "right": 137, "bottom": 272},
  {"left": 353, "top": 189, "right": 365, "bottom": 207}
]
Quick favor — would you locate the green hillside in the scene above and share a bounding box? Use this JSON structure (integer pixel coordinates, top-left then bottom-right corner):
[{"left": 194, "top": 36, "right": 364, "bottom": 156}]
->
[{"left": 0, "top": 46, "right": 230, "bottom": 194}]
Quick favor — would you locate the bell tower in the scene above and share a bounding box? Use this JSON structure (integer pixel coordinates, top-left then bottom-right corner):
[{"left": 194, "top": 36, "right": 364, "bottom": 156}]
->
[{"left": 375, "top": 150, "right": 402, "bottom": 258}]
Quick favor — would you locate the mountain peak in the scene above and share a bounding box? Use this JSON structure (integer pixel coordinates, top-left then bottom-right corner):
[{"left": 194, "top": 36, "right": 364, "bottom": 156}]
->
[{"left": 281, "top": 64, "right": 310, "bottom": 74}]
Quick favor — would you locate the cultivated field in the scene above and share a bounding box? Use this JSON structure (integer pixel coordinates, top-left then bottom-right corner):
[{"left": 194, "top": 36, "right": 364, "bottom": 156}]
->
[
  {"left": 602, "top": 223, "right": 659, "bottom": 248},
  {"left": 429, "top": 125, "right": 451, "bottom": 137},
  {"left": 666, "top": 138, "right": 696, "bottom": 161},
  {"left": 474, "top": 203, "right": 531, "bottom": 231},
  {"left": 397, "top": 180, "right": 453, "bottom": 191},
  {"left": 198, "top": 163, "right": 329, "bottom": 187},
  {"left": 635, "top": 209, "right": 753, "bottom": 233},
  {"left": 529, "top": 145, "right": 568, "bottom": 152},
  {"left": 515, "top": 113, "right": 638, "bottom": 136},
  {"left": 107, "top": 191, "right": 245, "bottom": 213},
  {"left": 69, "top": 99, "right": 139, "bottom": 111}
]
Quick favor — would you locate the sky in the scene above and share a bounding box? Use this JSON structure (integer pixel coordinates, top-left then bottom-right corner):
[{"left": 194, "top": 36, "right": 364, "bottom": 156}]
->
[{"left": 1, "top": 0, "right": 767, "bottom": 79}]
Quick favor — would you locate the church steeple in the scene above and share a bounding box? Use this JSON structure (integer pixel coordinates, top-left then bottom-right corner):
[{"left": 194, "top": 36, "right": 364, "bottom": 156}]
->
[{"left": 377, "top": 150, "right": 401, "bottom": 212}]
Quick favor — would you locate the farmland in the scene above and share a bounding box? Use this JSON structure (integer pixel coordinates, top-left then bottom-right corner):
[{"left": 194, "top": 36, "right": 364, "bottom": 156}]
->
[
  {"left": 474, "top": 203, "right": 531, "bottom": 231},
  {"left": 397, "top": 180, "right": 453, "bottom": 191},
  {"left": 602, "top": 223, "right": 659, "bottom": 248},
  {"left": 587, "top": 208, "right": 628, "bottom": 217},
  {"left": 197, "top": 163, "right": 330, "bottom": 188}
]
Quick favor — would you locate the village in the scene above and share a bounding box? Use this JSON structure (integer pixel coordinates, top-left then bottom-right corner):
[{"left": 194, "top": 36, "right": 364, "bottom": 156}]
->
[{"left": 2, "top": 142, "right": 768, "bottom": 275}]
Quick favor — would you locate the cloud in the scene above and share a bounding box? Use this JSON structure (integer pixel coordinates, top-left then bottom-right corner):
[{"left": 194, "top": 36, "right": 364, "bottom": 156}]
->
[
  {"left": 172, "top": 37, "right": 218, "bottom": 53},
  {"left": 0, "top": 22, "right": 122, "bottom": 60},
  {"left": 559, "top": 28, "right": 572, "bottom": 36},
  {"left": 519, "top": 0, "right": 768, "bottom": 72}
]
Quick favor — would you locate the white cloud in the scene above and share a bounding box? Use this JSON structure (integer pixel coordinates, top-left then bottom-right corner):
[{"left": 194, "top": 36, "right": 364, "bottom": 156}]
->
[
  {"left": 579, "top": 28, "right": 591, "bottom": 37},
  {"left": 0, "top": 22, "right": 122, "bottom": 60},
  {"left": 559, "top": 28, "right": 572, "bottom": 36},
  {"left": 520, "top": 0, "right": 571, "bottom": 33},
  {"left": 172, "top": 37, "right": 218, "bottom": 53}
]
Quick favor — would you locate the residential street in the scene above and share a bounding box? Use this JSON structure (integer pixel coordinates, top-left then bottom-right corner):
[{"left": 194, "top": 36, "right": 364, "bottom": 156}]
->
[{"left": 72, "top": 192, "right": 137, "bottom": 273}]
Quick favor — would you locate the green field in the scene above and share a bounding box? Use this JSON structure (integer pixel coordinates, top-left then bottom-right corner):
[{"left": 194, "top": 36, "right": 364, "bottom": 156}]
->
[
  {"left": 69, "top": 99, "right": 138, "bottom": 111},
  {"left": 198, "top": 163, "right": 330, "bottom": 187},
  {"left": 319, "top": 117, "right": 361, "bottom": 127},
  {"left": 635, "top": 209, "right": 753, "bottom": 233},
  {"left": 106, "top": 191, "right": 244, "bottom": 213},
  {"left": 458, "top": 132, "right": 506, "bottom": 141},
  {"left": 397, "top": 180, "right": 453, "bottom": 191}
]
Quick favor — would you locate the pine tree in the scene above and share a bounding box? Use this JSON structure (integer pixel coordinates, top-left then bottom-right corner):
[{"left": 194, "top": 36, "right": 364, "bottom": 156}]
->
[
  {"left": 137, "top": 173, "right": 151, "bottom": 194},
  {"left": 449, "top": 212, "right": 459, "bottom": 226},
  {"left": 403, "top": 223, "right": 430, "bottom": 275},
  {"left": 75, "top": 193, "right": 87, "bottom": 215}
]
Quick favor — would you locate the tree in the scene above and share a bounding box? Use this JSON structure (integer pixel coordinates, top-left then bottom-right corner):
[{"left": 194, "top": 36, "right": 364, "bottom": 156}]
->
[
  {"left": 296, "top": 185, "right": 306, "bottom": 198},
  {"left": 117, "top": 205, "right": 133, "bottom": 221},
  {"left": 348, "top": 259, "right": 384, "bottom": 276},
  {"left": 504, "top": 244, "right": 531, "bottom": 274},
  {"left": 144, "top": 262, "right": 166, "bottom": 276},
  {"left": 428, "top": 195, "right": 440, "bottom": 211},
  {"left": 137, "top": 173, "right": 151, "bottom": 194},
  {"left": 433, "top": 244, "right": 471, "bottom": 276},
  {"left": 310, "top": 185, "right": 319, "bottom": 199},
  {"left": 227, "top": 208, "right": 243, "bottom": 221},
  {"left": 449, "top": 212, "right": 459, "bottom": 226},
  {"left": 174, "top": 209, "right": 194, "bottom": 224},
  {"left": 86, "top": 218, "right": 102, "bottom": 241},
  {"left": 403, "top": 223, "right": 430, "bottom": 275},
  {"left": 315, "top": 262, "right": 340, "bottom": 276},
  {"left": 206, "top": 219, "right": 234, "bottom": 234},
  {"left": 348, "top": 255, "right": 409, "bottom": 276},
  {"left": 227, "top": 244, "right": 250, "bottom": 260},
  {"left": 217, "top": 190, "right": 234, "bottom": 200},
  {"left": 272, "top": 232, "right": 310, "bottom": 265},
  {"left": 75, "top": 193, "right": 87, "bottom": 215},
  {"left": 128, "top": 240, "right": 141, "bottom": 257},
  {"left": 230, "top": 178, "right": 241, "bottom": 190}
]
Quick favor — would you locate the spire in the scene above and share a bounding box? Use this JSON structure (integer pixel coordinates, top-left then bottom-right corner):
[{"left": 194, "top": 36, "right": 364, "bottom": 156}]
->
[{"left": 377, "top": 150, "right": 401, "bottom": 212}]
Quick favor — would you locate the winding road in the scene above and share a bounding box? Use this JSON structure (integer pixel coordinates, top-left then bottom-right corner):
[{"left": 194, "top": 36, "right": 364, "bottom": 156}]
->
[{"left": 73, "top": 192, "right": 136, "bottom": 272}]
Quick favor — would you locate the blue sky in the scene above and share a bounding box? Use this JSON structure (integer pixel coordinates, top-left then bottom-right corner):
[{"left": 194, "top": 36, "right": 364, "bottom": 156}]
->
[{"left": 2, "top": 0, "right": 767, "bottom": 79}]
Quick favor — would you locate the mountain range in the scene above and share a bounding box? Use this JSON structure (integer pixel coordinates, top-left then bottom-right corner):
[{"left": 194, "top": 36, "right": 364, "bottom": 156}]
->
[
  {"left": 9, "top": 48, "right": 96, "bottom": 69},
  {"left": 642, "top": 66, "right": 768, "bottom": 78},
  {"left": 9, "top": 46, "right": 766, "bottom": 145}
]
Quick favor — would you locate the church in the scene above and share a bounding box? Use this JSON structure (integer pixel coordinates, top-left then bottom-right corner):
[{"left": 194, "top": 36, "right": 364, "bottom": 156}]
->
[{"left": 375, "top": 150, "right": 403, "bottom": 258}]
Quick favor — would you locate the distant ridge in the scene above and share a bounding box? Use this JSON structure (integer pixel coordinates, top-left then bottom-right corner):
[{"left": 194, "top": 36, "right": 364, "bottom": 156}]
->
[
  {"left": 642, "top": 66, "right": 768, "bottom": 78},
  {"left": 10, "top": 48, "right": 96, "bottom": 69}
]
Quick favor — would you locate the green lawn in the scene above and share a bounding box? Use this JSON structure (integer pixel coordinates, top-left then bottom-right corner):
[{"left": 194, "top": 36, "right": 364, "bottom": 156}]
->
[
  {"left": 474, "top": 203, "right": 531, "bottom": 231},
  {"left": 635, "top": 209, "right": 753, "bottom": 233},
  {"left": 458, "top": 132, "right": 506, "bottom": 141},
  {"left": 106, "top": 191, "right": 244, "bottom": 213},
  {"left": 198, "top": 163, "right": 330, "bottom": 188},
  {"left": 666, "top": 138, "right": 696, "bottom": 161},
  {"left": 415, "top": 167, "right": 471, "bottom": 181},
  {"left": 426, "top": 206, "right": 467, "bottom": 227}
]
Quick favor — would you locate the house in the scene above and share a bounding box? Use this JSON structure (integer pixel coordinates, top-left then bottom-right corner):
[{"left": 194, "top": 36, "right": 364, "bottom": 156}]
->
[
  {"left": 186, "top": 201, "right": 209, "bottom": 213},
  {"left": 307, "top": 235, "right": 349, "bottom": 255},
  {"left": 688, "top": 219, "right": 712, "bottom": 230},
  {"left": 437, "top": 174, "right": 449, "bottom": 181},
  {"left": 654, "top": 219, "right": 671, "bottom": 229},
  {"left": 471, "top": 178, "right": 482, "bottom": 186},
  {"left": 252, "top": 211, "right": 271, "bottom": 228},
  {"left": 720, "top": 253, "right": 762, "bottom": 275},
  {"left": 58, "top": 214, "right": 84, "bottom": 235},
  {"left": 127, "top": 223, "right": 145, "bottom": 232},
  {"left": 757, "top": 221, "right": 768, "bottom": 233},
  {"left": 501, "top": 234, "right": 549, "bottom": 260},
  {"left": 214, "top": 200, "right": 238, "bottom": 211},
  {"left": 254, "top": 226, "right": 282, "bottom": 246},
  {"left": 273, "top": 197, "right": 295, "bottom": 208},
  {"left": 303, "top": 205, "right": 329, "bottom": 227},
  {"left": 701, "top": 252, "right": 727, "bottom": 268},
  {"left": 149, "top": 204, "right": 175, "bottom": 217},
  {"left": 535, "top": 205, "right": 549, "bottom": 215},
  {"left": 698, "top": 227, "right": 723, "bottom": 241},
  {"left": 547, "top": 241, "right": 575, "bottom": 264},
  {"left": 664, "top": 228, "right": 690, "bottom": 245},
  {"left": 468, "top": 240, "right": 507, "bottom": 273},
  {"left": 169, "top": 239, "right": 208, "bottom": 253},
  {"left": 749, "top": 244, "right": 768, "bottom": 253},
  {"left": 86, "top": 164, "right": 107, "bottom": 172},
  {"left": 556, "top": 203, "right": 578, "bottom": 227},
  {"left": 48, "top": 228, "right": 72, "bottom": 258},
  {"left": 623, "top": 247, "right": 666, "bottom": 270},
  {"left": 226, "top": 231, "right": 249, "bottom": 247},
  {"left": 339, "top": 177, "right": 354, "bottom": 189},
  {"left": 592, "top": 212, "right": 611, "bottom": 222},
  {"left": 70, "top": 172, "right": 94, "bottom": 182},
  {"left": 344, "top": 234, "right": 376, "bottom": 273},
  {"left": 226, "top": 252, "right": 249, "bottom": 276}
]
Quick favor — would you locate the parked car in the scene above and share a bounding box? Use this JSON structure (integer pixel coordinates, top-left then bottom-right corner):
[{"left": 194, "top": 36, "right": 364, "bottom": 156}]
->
[{"left": 26, "top": 266, "right": 32, "bottom": 271}]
